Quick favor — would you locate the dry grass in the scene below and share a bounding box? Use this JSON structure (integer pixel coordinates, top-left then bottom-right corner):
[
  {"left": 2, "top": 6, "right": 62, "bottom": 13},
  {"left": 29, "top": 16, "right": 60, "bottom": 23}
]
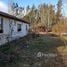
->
[{"left": 0, "top": 34, "right": 67, "bottom": 67}]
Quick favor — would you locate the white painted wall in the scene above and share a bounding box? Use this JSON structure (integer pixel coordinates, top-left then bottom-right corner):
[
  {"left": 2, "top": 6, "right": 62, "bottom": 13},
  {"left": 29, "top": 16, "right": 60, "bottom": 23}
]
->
[{"left": 0, "top": 16, "right": 29, "bottom": 45}]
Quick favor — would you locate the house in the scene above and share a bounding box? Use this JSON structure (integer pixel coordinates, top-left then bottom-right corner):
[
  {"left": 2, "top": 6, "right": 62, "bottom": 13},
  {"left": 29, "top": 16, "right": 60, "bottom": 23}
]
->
[{"left": 0, "top": 11, "right": 30, "bottom": 45}]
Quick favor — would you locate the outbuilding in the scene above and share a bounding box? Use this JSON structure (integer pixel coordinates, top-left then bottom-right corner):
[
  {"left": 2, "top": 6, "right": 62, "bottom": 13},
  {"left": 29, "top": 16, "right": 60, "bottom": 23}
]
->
[{"left": 0, "top": 11, "right": 30, "bottom": 45}]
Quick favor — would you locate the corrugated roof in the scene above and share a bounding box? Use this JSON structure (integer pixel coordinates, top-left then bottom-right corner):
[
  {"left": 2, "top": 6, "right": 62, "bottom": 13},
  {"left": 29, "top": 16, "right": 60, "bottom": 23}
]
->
[{"left": 0, "top": 11, "right": 30, "bottom": 24}]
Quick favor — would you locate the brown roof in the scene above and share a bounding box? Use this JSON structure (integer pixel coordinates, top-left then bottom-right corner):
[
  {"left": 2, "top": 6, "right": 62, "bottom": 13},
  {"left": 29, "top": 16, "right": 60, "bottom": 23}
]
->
[{"left": 0, "top": 11, "right": 30, "bottom": 24}]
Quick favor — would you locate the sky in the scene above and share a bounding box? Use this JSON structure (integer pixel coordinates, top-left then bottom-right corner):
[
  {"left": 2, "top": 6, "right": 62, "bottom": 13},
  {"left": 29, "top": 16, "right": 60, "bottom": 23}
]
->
[{"left": 0, "top": 0, "right": 67, "bottom": 16}]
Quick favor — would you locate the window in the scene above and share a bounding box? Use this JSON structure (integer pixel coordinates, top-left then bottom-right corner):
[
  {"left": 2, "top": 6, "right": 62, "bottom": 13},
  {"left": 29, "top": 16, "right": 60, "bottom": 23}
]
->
[
  {"left": 0, "top": 17, "right": 3, "bottom": 33},
  {"left": 26, "top": 25, "right": 27, "bottom": 31},
  {"left": 17, "top": 24, "right": 21, "bottom": 32}
]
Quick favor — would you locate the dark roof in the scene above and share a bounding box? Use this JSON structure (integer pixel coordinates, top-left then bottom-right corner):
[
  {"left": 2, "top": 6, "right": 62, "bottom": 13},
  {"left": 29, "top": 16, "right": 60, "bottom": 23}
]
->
[{"left": 0, "top": 11, "right": 30, "bottom": 24}]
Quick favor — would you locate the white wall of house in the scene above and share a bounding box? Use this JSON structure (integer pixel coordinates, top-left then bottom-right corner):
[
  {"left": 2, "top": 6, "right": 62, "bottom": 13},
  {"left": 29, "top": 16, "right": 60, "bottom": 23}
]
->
[{"left": 0, "top": 16, "right": 29, "bottom": 45}]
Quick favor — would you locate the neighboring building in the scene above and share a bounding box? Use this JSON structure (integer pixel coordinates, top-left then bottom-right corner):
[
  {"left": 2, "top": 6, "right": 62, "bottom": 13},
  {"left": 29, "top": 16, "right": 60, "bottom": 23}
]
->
[{"left": 0, "top": 11, "right": 30, "bottom": 45}]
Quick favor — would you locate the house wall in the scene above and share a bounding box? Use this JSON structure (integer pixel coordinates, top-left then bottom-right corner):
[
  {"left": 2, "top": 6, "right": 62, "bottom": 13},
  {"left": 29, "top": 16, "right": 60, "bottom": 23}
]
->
[{"left": 0, "top": 16, "right": 29, "bottom": 45}]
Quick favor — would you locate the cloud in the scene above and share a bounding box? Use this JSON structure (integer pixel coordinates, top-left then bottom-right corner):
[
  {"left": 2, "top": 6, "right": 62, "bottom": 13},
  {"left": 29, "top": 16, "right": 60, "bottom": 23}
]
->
[{"left": 0, "top": 1, "right": 8, "bottom": 13}]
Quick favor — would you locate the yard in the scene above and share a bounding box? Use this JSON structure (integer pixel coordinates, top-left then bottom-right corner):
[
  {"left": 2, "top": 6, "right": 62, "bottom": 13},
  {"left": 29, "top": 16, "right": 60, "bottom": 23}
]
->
[{"left": 0, "top": 34, "right": 67, "bottom": 67}]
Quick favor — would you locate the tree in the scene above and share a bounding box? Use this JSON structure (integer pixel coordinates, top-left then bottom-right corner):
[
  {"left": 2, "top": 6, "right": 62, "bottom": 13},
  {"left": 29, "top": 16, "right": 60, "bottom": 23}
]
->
[
  {"left": 26, "top": 5, "right": 30, "bottom": 12},
  {"left": 56, "top": 0, "right": 62, "bottom": 23},
  {"left": 49, "top": 5, "right": 56, "bottom": 27},
  {"left": 38, "top": 4, "right": 56, "bottom": 31},
  {"left": 24, "top": 3, "right": 56, "bottom": 32},
  {"left": 31, "top": 5, "right": 36, "bottom": 11},
  {"left": 8, "top": 2, "right": 25, "bottom": 18}
]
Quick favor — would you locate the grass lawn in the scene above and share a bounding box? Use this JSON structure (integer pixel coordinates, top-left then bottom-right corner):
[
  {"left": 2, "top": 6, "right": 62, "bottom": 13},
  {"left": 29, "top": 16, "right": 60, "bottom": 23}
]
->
[{"left": 0, "top": 34, "right": 67, "bottom": 67}]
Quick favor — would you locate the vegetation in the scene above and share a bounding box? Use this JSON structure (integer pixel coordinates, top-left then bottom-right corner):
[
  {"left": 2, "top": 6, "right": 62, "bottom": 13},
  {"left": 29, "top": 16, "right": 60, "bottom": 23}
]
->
[
  {"left": 23, "top": 0, "right": 64, "bottom": 33},
  {"left": 23, "top": 4, "right": 56, "bottom": 32},
  {"left": 8, "top": 0, "right": 67, "bottom": 34},
  {"left": 0, "top": 34, "right": 67, "bottom": 67},
  {"left": 52, "top": 22, "right": 67, "bottom": 34}
]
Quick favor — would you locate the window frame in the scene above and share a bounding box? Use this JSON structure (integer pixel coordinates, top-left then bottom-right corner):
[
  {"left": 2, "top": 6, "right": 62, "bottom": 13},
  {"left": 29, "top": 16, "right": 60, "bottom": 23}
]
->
[
  {"left": 17, "top": 24, "right": 22, "bottom": 32},
  {"left": 0, "top": 17, "right": 3, "bottom": 33}
]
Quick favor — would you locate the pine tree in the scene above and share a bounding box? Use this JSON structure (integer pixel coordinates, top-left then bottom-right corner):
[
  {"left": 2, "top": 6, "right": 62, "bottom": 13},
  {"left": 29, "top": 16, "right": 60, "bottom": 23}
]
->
[{"left": 56, "top": 0, "right": 62, "bottom": 23}]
